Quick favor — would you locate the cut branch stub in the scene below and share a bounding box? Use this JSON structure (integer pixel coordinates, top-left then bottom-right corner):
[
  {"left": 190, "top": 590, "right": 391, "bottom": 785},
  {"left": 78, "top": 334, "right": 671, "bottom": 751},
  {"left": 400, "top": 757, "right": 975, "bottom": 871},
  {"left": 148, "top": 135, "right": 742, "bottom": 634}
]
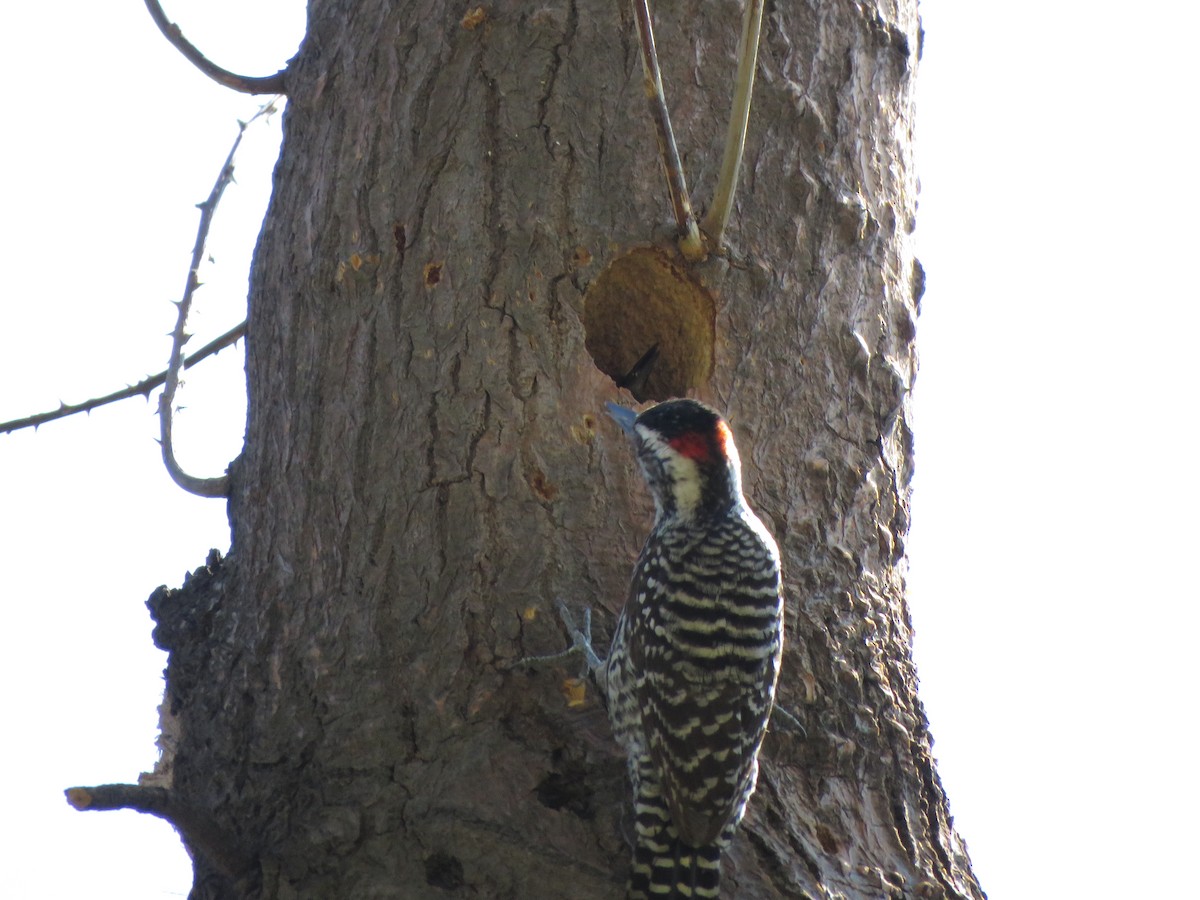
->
[{"left": 583, "top": 246, "right": 714, "bottom": 402}]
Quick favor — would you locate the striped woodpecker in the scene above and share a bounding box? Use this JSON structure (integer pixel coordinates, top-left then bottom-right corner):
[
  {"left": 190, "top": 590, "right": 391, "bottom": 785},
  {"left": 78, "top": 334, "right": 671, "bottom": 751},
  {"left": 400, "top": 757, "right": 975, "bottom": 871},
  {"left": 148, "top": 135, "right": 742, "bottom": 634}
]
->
[{"left": 565, "top": 398, "right": 784, "bottom": 898}]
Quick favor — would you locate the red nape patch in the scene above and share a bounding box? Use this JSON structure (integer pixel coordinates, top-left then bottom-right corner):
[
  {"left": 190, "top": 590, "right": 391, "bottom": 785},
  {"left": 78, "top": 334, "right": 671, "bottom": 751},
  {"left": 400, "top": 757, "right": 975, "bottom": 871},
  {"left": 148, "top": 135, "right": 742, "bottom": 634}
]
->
[
  {"left": 715, "top": 420, "right": 733, "bottom": 456},
  {"left": 668, "top": 431, "right": 714, "bottom": 461}
]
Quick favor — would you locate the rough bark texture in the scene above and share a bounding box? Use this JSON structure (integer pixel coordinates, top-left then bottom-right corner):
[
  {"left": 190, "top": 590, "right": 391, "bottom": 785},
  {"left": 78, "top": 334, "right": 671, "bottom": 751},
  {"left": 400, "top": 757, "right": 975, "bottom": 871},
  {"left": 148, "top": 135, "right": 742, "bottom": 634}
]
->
[{"left": 146, "top": 1, "right": 985, "bottom": 898}]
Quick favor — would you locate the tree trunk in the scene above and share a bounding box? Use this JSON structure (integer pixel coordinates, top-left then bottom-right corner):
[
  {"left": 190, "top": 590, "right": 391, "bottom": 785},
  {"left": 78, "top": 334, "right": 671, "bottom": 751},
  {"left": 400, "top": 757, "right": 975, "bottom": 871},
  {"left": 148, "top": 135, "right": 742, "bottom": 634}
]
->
[{"left": 147, "top": 1, "right": 984, "bottom": 897}]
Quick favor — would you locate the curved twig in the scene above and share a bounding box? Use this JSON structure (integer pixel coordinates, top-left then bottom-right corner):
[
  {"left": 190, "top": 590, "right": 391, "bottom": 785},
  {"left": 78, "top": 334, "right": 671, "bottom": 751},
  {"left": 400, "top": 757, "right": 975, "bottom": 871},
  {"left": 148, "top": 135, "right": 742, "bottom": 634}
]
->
[
  {"left": 159, "top": 100, "right": 277, "bottom": 498},
  {"left": 144, "top": 0, "right": 288, "bottom": 95},
  {"left": 701, "top": 0, "right": 765, "bottom": 249},
  {"left": 632, "top": 0, "right": 704, "bottom": 261},
  {"left": 158, "top": 140, "right": 240, "bottom": 498},
  {"left": 66, "top": 784, "right": 255, "bottom": 881},
  {"left": 0, "top": 321, "right": 246, "bottom": 436}
]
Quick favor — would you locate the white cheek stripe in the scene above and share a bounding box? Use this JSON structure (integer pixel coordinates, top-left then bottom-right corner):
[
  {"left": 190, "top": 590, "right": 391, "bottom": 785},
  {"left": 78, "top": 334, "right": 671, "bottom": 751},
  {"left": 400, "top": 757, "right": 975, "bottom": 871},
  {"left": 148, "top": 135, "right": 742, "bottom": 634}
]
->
[
  {"left": 665, "top": 454, "right": 702, "bottom": 516},
  {"left": 636, "top": 424, "right": 704, "bottom": 517}
]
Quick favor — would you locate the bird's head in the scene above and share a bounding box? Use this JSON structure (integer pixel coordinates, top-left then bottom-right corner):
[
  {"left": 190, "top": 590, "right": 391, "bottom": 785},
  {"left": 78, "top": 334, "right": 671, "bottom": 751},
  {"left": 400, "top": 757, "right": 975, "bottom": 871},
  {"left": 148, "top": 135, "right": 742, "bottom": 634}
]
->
[{"left": 607, "top": 398, "right": 744, "bottom": 523}]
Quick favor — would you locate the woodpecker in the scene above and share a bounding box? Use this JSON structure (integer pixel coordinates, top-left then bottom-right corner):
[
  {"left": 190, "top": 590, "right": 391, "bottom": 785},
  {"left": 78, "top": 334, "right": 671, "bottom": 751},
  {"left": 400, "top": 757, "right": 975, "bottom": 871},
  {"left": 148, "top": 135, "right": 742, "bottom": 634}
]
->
[{"left": 569, "top": 398, "right": 784, "bottom": 899}]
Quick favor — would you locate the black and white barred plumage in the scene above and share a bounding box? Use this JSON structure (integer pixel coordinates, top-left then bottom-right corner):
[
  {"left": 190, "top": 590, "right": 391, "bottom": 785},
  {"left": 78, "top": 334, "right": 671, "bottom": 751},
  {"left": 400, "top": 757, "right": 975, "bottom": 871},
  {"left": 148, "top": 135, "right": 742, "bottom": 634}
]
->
[{"left": 599, "top": 399, "right": 783, "bottom": 899}]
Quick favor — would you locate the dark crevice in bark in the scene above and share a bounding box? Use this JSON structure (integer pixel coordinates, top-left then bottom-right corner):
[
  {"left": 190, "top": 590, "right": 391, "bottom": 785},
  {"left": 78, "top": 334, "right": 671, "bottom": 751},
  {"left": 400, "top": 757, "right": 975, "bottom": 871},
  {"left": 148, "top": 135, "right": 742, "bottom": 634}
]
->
[
  {"left": 913, "top": 734, "right": 967, "bottom": 898},
  {"left": 478, "top": 43, "right": 506, "bottom": 313},
  {"left": 534, "top": 0, "right": 577, "bottom": 159}
]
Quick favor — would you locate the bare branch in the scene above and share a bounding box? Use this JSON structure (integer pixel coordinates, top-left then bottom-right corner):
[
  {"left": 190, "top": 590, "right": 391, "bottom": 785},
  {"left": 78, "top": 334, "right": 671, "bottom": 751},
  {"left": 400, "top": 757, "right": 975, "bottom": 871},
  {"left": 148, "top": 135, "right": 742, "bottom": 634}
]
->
[
  {"left": 701, "top": 0, "right": 765, "bottom": 250},
  {"left": 159, "top": 103, "right": 277, "bottom": 498},
  {"left": 66, "top": 783, "right": 170, "bottom": 814},
  {"left": 144, "top": 0, "right": 289, "bottom": 95},
  {"left": 0, "top": 322, "right": 246, "bottom": 436},
  {"left": 3, "top": 102, "right": 275, "bottom": 496},
  {"left": 632, "top": 0, "right": 704, "bottom": 261},
  {"left": 66, "top": 783, "right": 255, "bottom": 881}
]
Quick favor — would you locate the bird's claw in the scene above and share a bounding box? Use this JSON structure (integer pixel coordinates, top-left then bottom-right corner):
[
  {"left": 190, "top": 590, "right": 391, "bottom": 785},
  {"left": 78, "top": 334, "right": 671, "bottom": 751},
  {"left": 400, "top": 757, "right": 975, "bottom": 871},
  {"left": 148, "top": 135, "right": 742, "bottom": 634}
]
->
[
  {"left": 554, "top": 600, "right": 604, "bottom": 677},
  {"left": 518, "top": 600, "right": 605, "bottom": 678}
]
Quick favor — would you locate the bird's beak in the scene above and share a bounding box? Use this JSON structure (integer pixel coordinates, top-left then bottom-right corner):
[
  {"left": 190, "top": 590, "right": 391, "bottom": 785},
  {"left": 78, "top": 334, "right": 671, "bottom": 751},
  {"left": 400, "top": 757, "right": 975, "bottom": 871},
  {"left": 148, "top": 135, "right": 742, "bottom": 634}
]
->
[{"left": 605, "top": 402, "right": 638, "bottom": 438}]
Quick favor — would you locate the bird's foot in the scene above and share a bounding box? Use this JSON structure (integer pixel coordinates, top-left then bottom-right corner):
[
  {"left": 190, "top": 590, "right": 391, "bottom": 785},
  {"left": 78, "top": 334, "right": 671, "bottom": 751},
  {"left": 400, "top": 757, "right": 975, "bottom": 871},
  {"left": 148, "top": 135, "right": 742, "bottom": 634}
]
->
[{"left": 518, "top": 600, "right": 604, "bottom": 679}]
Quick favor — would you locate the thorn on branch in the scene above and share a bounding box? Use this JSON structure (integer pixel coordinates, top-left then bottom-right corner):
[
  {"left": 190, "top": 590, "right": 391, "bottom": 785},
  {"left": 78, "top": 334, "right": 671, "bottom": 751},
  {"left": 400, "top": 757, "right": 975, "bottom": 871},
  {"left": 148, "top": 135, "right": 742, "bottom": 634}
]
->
[
  {"left": 144, "top": 0, "right": 289, "bottom": 95},
  {"left": 2, "top": 101, "right": 275, "bottom": 449},
  {"left": 159, "top": 101, "right": 277, "bottom": 499},
  {"left": 0, "top": 322, "right": 246, "bottom": 436}
]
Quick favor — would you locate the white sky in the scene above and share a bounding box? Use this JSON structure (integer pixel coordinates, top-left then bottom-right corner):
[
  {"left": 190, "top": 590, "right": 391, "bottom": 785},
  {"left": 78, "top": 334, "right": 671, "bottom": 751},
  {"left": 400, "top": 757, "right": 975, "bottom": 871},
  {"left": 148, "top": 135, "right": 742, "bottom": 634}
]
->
[{"left": 1, "top": 2, "right": 1196, "bottom": 898}]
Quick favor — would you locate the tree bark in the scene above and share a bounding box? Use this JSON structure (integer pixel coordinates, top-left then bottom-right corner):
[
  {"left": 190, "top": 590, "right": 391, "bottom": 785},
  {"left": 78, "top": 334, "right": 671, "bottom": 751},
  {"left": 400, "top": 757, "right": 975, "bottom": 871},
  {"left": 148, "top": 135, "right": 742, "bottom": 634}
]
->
[{"left": 145, "top": 1, "right": 984, "bottom": 898}]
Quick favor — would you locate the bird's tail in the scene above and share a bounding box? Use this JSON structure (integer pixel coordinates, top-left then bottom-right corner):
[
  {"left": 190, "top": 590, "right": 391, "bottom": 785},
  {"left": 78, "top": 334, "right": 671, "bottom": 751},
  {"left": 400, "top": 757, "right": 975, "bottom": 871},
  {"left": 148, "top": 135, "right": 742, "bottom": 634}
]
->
[{"left": 628, "top": 786, "right": 722, "bottom": 899}]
